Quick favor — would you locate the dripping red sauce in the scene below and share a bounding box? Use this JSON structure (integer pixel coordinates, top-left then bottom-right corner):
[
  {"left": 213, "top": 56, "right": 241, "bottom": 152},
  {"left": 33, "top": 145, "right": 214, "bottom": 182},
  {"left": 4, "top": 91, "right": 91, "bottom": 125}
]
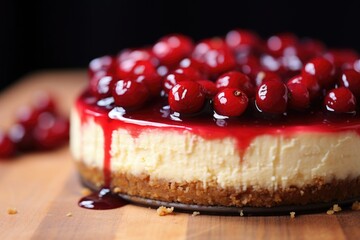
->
[
  {"left": 76, "top": 90, "right": 360, "bottom": 191},
  {"left": 78, "top": 188, "right": 128, "bottom": 210}
]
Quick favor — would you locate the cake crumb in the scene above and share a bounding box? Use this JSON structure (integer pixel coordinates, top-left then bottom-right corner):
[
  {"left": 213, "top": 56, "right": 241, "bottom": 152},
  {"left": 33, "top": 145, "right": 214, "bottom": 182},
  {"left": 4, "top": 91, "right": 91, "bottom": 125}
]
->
[
  {"left": 191, "top": 211, "right": 200, "bottom": 217},
  {"left": 156, "top": 206, "right": 174, "bottom": 216},
  {"left": 326, "top": 209, "right": 334, "bottom": 215},
  {"left": 290, "top": 212, "right": 296, "bottom": 218},
  {"left": 66, "top": 212, "right": 73, "bottom": 217},
  {"left": 351, "top": 201, "right": 360, "bottom": 211},
  {"left": 7, "top": 208, "right": 18, "bottom": 215},
  {"left": 333, "top": 204, "right": 342, "bottom": 212},
  {"left": 239, "top": 210, "right": 244, "bottom": 217},
  {"left": 81, "top": 188, "right": 92, "bottom": 196},
  {"left": 113, "top": 187, "right": 121, "bottom": 193}
]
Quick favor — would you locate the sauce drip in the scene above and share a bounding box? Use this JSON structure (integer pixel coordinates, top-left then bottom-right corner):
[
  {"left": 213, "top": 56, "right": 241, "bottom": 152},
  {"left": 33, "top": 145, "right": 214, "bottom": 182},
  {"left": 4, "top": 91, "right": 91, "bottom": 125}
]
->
[{"left": 78, "top": 188, "right": 128, "bottom": 210}]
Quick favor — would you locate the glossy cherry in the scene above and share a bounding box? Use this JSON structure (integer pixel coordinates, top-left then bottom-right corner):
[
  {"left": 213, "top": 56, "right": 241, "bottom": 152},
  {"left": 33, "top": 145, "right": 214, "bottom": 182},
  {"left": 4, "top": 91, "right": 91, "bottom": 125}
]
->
[
  {"left": 286, "top": 82, "right": 310, "bottom": 110},
  {"left": 225, "top": 29, "right": 260, "bottom": 50},
  {"left": 115, "top": 49, "right": 153, "bottom": 79},
  {"left": 302, "top": 57, "right": 335, "bottom": 88},
  {"left": 163, "top": 67, "right": 201, "bottom": 94},
  {"left": 197, "top": 80, "right": 218, "bottom": 98},
  {"left": 216, "top": 71, "right": 255, "bottom": 97},
  {"left": 266, "top": 33, "right": 298, "bottom": 57},
  {"left": 287, "top": 74, "right": 321, "bottom": 101},
  {"left": 324, "top": 87, "right": 356, "bottom": 114},
  {"left": 255, "top": 81, "right": 288, "bottom": 114},
  {"left": 112, "top": 79, "right": 150, "bottom": 109},
  {"left": 88, "top": 55, "right": 115, "bottom": 77},
  {"left": 339, "top": 69, "right": 360, "bottom": 99},
  {"left": 254, "top": 70, "right": 282, "bottom": 87},
  {"left": 168, "top": 81, "right": 205, "bottom": 114},
  {"left": 89, "top": 71, "right": 114, "bottom": 99},
  {"left": 152, "top": 34, "right": 193, "bottom": 66},
  {"left": 213, "top": 88, "right": 248, "bottom": 117}
]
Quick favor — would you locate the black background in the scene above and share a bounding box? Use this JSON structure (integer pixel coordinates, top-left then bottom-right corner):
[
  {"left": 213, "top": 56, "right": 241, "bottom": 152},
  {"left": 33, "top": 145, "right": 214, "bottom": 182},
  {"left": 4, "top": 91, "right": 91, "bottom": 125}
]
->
[{"left": 1, "top": 0, "right": 360, "bottom": 91}]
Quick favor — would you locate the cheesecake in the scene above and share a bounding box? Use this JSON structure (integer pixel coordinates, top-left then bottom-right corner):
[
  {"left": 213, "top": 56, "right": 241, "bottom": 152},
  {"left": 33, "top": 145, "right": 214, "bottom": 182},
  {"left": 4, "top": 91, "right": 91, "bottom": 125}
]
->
[{"left": 71, "top": 30, "right": 360, "bottom": 210}]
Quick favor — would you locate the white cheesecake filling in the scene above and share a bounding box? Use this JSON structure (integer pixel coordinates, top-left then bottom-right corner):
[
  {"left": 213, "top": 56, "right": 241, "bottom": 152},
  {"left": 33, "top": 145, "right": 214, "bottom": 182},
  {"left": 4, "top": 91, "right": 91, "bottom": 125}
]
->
[{"left": 70, "top": 108, "right": 360, "bottom": 191}]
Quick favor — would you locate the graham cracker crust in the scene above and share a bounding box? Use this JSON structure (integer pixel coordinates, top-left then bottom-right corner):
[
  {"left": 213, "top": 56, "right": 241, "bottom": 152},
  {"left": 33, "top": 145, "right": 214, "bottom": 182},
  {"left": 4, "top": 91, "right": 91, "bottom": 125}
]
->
[{"left": 77, "top": 162, "right": 360, "bottom": 207}]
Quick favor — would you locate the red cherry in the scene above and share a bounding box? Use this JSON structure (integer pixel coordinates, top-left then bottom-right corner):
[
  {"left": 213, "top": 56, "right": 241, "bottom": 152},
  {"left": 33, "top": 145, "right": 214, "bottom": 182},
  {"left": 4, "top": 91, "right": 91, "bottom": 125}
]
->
[
  {"left": 179, "top": 57, "right": 203, "bottom": 71},
  {"left": 354, "top": 59, "right": 360, "bottom": 72},
  {"left": 302, "top": 57, "right": 335, "bottom": 88},
  {"left": 8, "top": 123, "right": 34, "bottom": 151},
  {"left": 216, "top": 71, "right": 255, "bottom": 97},
  {"left": 339, "top": 69, "right": 360, "bottom": 99},
  {"left": 152, "top": 34, "right": 193, "bottom": 66},
  {"left": 0, "top": 131, "right": 16, "bottom": 158},
  {"left": 324, "top": 87, "right": 356, "bottom": 113},
  {"left": 163, "top": 67, "right": 201, "bottom": 94},
  {"left": 192, "top": 38, "right": 236, "bottom": 76},
  {"left": 288, "top": 75, "right": 321, "bottom": 101},
  {"left": 15, "top": 106, "right": 40, "bottom": 130},
  {"left": 286, "top": 82, "right": 310, "bottom": 110},
  {"left": 237, "top": 54, "right": 262, "bottom": 78},
  {"left": 197, "top": 80, "right": 218, "bottom": 98},
  {"left": 89, "top": 71, "right": 114, "bottom": 99},
  {"left": 256, "top": 81, "right": 288, "bottom": 114},
  {"left": 225, "top": 29, "right": 260, "bottom": 50},
  {"left": 298, "top": 39, "right": 326, "bottom": 62},
  {"left": 112, "top": 79, "right": 150, "bottom": 109},
  {"left": 32, "top": 92, "right": 56, "bottom": 113},
  {"left": 115, "top": 49, "right": 154, "bottom": 79},
  {"left": 88, "top": 55, "right": 115, "bottom": 78},
  {"left": 168, "top": 81, "right": 205, "bottom": 114},
  {"left": 213, "top": 88, "right": 249, "bottom": 117},
  {"left": 266, "top": 33, "right": 298, "bottom": 57},
  {"left": 324, "top": 49, "right": 359, "bottom": 70},
  {"left": 255, "top": 70, "right": 282, "bottom": 87},
  {"left": 33, "top": 113, "right": 69, "bottom": 150}
]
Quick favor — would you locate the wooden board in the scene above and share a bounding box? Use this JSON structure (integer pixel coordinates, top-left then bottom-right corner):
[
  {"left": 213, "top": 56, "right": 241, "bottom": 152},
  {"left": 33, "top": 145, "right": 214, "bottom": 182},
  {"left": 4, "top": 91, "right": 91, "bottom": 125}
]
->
[{"left": 0, "top": 71, "right": 360, "bottom": 240}]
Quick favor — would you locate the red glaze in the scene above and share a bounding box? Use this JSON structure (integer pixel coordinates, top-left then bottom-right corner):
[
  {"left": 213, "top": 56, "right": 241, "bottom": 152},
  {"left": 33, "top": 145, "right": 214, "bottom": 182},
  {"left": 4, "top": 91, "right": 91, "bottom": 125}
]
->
[
  {"left": 324, "top": 87, "right": 356, "bottom": 114},
  {"left": 76, "top": 90, "right": 360, "bottom": 187},
  {"left": 255, "top": 81, "right": 288, "bottom": 114},
  {"left": 213, "top": 88, "right": 248, "bottom": 117},
  {"left": 168, "top": 81, "right": 205, "bottom": 114},
  {"left": 152, "top": 34, "right": 193, "bottom": 66},
  {"left": 339, "top": 69, "right": 360, "bottom": 99},
  {"left": 302, "top": 57, "right": 335, "bottom": 89},
  {"left": 216, "top": 71, "right": 255, "bottom": 98}
]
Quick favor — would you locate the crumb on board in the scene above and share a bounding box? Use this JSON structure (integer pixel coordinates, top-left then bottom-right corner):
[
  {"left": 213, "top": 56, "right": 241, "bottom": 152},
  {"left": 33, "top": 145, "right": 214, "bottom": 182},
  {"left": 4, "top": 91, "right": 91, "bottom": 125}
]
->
[
  {"left": 326, "top": 209, "right": 334, "bottom": 215},
  {"left": 66, "top": 212, "right": 73, "bottom": 217},
  {"left": 7, "top": 208, "right": 18, "bottom": 215},
  {"left": 156, "top": 206, "right": 174, "bottom": 216},
  {"left": 333, "top": 204, "right": 342, "bottom": 212},
  {"left": 290, "top": 212, "right": 296, "bottom": 218},
  {"left": 81, "top": 188, "right": 92, "bottom": 196},
  {"left": 192, "top": 211, "right": 200, "bottom": 217},
  {"left": 239, "top": 210, "right": 244, "bottom": 217},
  {"left": 352, "top": 201, "right": 360, "bottom": 211}
]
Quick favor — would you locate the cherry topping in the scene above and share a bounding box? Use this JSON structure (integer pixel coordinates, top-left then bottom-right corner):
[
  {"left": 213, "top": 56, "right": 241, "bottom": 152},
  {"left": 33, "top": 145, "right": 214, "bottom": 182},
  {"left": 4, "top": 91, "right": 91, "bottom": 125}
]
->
[
  {"left": 197, "top": 80, "right": 218, "bottom": 98},
  {"left": 255, "top": 81, "right": 288, "bottom": 114},
  {"left": 225, "top": 29, "right": 260, "bottom": 50},
  {"left": 115, "top": 49, "right": 153, "bottom": 79},
  {"left": 88, "top": 55, "right": 114, "bottom": 77},
  {"left": 266, "top": 33, "right": 298, "bottom": 57},
  {"left": 213, "top": 88, "right": 249, "bottom": 117},
  {"left": 324, "top": 87, "right": 356, "bottom": 114},
  {"left": 339, "top": 69, "right": 360, "bottom": 99},
  {"left": 163, "top": 67, "right": 201, "bottom": 94},
  {"left": 89, "top": 71, "right": 114, "bottom": 99},
  {"left": 255, "top": 70, "right": 282, "bottom": 87},
  {"left": 287, "top": 74, "right": 321, "bottom": 101},
  {"left": 302, "top": 57, "right": 335, "bottom": 88},
  {"left": 216, "top": 71, "right": 255, "bottom": 97},
  {"left": 0, "top": 131, "right": 16, "bottom": 158},
  {"left": 112, "top": 79, "right": 150, "bottom": 109},
  {"left": 286, "top": 82, "right": 310, "bottom": 111},
  {"left": 130, "top": 60, "right": 162, "bottom": 96},
  {"left": 8, "top": 123, "right": 34, "bottom": 151},
  {"left": 152, "top": 34, "right": 193, "bottom": 66},
  {"left": 324, "top": 49, "right": 359, "bottom": 70},
  {"left": 168, "top": 81, "right": 205, "bottom": 114}
]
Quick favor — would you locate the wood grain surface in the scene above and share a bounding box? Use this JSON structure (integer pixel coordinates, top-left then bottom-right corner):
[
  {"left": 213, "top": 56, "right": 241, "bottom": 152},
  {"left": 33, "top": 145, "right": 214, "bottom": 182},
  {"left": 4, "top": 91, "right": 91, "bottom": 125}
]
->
[{"left": 0, "top": 71, "right": 360, "bottom": 240}]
